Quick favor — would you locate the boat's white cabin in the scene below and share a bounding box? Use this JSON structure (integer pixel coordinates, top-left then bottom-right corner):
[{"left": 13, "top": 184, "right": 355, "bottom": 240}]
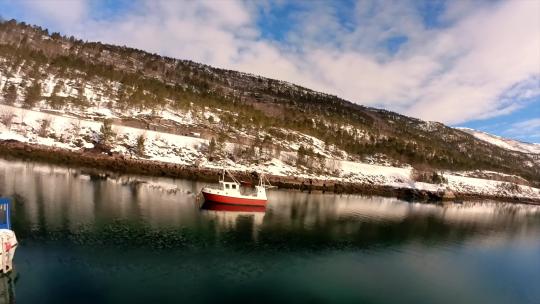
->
[
  {"left": 219, "top": 181, "right": 241, "bottom": 194},
  {"left": 213, "top": 181, "right": 266, "bottom": 199}
]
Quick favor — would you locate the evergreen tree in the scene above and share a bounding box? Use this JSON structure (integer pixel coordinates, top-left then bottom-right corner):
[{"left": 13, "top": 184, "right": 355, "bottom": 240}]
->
[
  {"left": 296, "top": 145, "right": 314, "bottom": 169},
  {"left": 52, "top": 80, "right": 63, "bottom": 96},
  {"left": 75, "top": 81, "right": 89, "bottom": 108},
  {"left": 38, "top": 118, "right": 52, "bottom": 137},
  {"left": 2, "top": 83, "right": 17, "bottom": 105},
  {"left": 296, "top": 145, "right": 307, "bottom": 167},
  {"left": 217, "top": 133, "right": 226, "bottom": 152},
  {"left": 48, "top": 81, "right": 65, "bottom": 109},
  {"left": 23, "top": 80, "right": 41, "bottom": 108},
  {"left": 208, "top": 137, "right": 217, "bottom": 156},
  {"left": 99, "top": 119, "right": 115, "bottom": 146},
  {"left": 135, "top": 134, "right": 146, "bottom": 156},
  {"left": 262, "top": 134, "right": 272, "bottom": 157}
]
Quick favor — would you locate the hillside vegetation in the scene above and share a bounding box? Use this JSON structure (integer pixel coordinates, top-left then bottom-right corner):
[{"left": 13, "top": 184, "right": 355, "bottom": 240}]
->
[{"left": 0, "top": 19, "right": 539, "bottom": 186}]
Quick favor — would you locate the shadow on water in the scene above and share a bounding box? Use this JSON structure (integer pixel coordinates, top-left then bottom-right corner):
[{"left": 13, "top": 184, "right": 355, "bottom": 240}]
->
[{"left": 1, "top": 158, "right": 540, "bottom": 303}]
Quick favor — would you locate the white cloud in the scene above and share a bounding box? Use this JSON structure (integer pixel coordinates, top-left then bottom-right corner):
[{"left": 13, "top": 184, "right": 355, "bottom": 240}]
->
[
  {"left": 19, "top": 0, "right": 89, "bottom": 27},
  {"left": 7, "top": 0, "right": 540, "bottom": 125},
  {"left": 511, "top": 118, "right": 540, "bottom": 132},
  {"left": 405, "top": 0, "right": 540, "bottom": 123},
  {"left": 507, "top": 118, "right": 540, "bottom": 141}
]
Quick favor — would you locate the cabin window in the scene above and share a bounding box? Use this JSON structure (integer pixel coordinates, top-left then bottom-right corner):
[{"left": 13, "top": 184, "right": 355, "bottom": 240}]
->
[
  {"left": 232, "top": 184, "right": 236, "bottom": 189},
  {"left": 225, "top": 184, "right": 230, "bottom": 189}
]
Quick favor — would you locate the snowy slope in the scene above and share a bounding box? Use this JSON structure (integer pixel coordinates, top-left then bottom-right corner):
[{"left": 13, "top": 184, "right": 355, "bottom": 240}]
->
[
  {"left": 2, "top": 103, "right": 540, "bottom": 201},
  {"left": 458, "top": 128, "right": 540, "bottom": 155}
]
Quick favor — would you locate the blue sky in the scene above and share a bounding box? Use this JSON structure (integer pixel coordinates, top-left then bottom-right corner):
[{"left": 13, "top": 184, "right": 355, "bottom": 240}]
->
[{"left": 1, "top": 0, "right": 539, "bottom": 142}]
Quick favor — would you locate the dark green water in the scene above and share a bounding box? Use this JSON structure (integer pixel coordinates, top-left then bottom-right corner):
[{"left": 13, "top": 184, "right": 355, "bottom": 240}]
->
[{"left": 0, "top": 159, "right": 539, "bottom": 304}]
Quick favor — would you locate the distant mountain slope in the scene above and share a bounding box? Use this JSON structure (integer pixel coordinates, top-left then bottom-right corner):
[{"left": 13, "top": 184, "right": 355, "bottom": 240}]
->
[
  {"left": 0, "top": 19, "right": 539, "bottom": 185},
  {"left": 458, "top": 128, "right": 540, "bottom": 155}
]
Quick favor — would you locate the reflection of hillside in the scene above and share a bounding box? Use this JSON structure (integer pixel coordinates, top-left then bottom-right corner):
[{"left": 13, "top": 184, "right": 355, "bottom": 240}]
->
[
  {"left": 0, "top": 159, "right": 207, "bottom": 232},
  {"left": 437, "top": 201, "right": 540, "bottom": 224},
  {"left": 267, "top": 191, "right": 413, "bottom": 231},
  {"left": 2, "top": 159, "right": 540, "bottom": 251},
  {"left": 262, "top": 191, "right": 540, "bottom": 249},
  {"left": 268, "top": 191, "right": 540, "bottom": 226}
]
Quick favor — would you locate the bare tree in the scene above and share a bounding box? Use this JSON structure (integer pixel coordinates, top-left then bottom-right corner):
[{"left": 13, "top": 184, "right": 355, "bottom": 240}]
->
[
  {"left": 328, "top": 158, "right": 341, "bottom": 175},
  {"left": 38, "top": 117, "right": 52, "bottom": 137},
  {"left": 71, "top": 119, "right": 82, "bottom": 136},
  {"left": 19, "top": 110, "right": 27, "bottom": 125},
  {"left": 0, "top": 111, "right": 15, "bottom": 129}
]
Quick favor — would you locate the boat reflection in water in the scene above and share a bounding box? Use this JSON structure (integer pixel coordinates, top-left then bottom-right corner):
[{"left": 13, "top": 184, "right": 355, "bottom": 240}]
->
[{"left": 200, "top": 201, "right": 266, "bottom": 240}]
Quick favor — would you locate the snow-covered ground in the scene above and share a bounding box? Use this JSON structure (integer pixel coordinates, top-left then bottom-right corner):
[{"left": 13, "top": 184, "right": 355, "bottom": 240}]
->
[
  {"left": 2, "top": 104, "right": 540, "bottom": 201},
  {"left": 0, "top": 104, "right": 206, "bottom": 165}
]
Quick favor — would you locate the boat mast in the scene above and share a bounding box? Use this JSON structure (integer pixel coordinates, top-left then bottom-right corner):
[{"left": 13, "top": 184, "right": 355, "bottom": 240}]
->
[{"left": 223, "top": 169, "right": 240, "bottom": 184}]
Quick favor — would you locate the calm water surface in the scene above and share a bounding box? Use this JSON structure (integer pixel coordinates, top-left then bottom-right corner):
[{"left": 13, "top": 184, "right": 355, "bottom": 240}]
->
[{"left": 0, "top": 159, "right": 539, "bottom": 304}]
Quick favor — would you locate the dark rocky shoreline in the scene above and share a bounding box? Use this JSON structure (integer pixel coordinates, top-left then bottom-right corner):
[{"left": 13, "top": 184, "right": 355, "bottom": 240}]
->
[{"left": 1, "top": 140, "right": 539, "bottom": 205}]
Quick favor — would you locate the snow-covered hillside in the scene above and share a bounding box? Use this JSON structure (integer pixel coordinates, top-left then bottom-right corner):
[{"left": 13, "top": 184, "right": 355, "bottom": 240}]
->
[
  {"left": 458, "top": 128, "right": 540, "bottom": 155},
  {"left": 2, "top": 19, "right": 540, "bottom": 183},
  {"left": 2, "top": 103, "right": 540, "bottom": 202}
]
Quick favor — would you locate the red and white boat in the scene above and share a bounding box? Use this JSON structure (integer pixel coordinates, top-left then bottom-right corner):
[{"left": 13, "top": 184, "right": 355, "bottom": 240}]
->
[{"left": 201, "top": 170, "right": 272, "bottom": 207}]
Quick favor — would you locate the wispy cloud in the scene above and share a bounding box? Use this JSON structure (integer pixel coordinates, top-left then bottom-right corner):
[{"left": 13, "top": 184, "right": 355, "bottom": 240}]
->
[
  {"left": 3, "top": 0, "right": 540, "bottom": 125},
  {"left": 507, "top": 118, "right": 540, "bottom": 140}
]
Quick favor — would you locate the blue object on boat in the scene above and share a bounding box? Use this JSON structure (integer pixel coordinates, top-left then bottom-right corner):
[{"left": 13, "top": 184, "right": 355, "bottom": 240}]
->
[{"left": 0, "top": 198, "right": 11, "bottom": 230}]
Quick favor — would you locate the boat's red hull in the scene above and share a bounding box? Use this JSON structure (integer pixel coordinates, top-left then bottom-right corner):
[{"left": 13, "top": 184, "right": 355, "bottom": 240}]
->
[
  {"left": 202, "top": 191, "right": 267, "bottom": 206},
  {"left": 201, "top": 201, "right": 266, "bottom": 212}
]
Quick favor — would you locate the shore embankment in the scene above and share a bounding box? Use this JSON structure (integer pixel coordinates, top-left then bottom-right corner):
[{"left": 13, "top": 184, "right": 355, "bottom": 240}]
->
[{"left": 1, "top": 140, "right": 539, "bottom": 205}]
